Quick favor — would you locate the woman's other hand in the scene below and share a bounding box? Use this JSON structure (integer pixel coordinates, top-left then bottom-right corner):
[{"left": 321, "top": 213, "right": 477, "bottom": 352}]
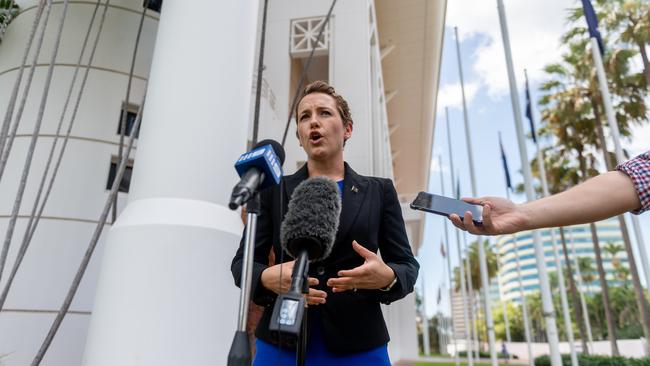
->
[{"left": 327, "top": 241, "right": 396, "bottom": 292}]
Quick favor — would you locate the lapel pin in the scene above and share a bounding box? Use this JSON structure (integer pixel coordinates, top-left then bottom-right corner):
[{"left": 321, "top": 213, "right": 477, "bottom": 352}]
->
[{"left": 351, "top": 185, "right": 358, "bottom": 193}]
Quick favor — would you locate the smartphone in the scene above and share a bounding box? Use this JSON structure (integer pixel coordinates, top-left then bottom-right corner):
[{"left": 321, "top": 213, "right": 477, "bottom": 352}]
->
[{"left": 410, "top": 191, "right": 483, "bottom": 225}]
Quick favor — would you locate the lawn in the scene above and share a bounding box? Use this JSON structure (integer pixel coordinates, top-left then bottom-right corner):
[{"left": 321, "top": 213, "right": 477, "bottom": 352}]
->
[{"left": 415, "top": 363, "right": 524, "bottom": 366}]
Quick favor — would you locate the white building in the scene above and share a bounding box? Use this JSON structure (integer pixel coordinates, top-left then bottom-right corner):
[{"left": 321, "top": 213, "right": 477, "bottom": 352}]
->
[{"left": 0, "top": 0, "right": 447, "bottom": 365}]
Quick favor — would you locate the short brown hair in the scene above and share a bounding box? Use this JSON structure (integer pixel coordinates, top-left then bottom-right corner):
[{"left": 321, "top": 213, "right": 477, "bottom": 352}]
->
[{"left": 295, "top": 80, "right": 353, "bottom": 127}]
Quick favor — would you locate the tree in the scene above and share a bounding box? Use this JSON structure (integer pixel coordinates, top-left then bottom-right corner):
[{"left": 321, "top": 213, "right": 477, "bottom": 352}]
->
[
  {"left": 577, "top": 257, "right": 596, "bottom": 296},
  {"left": 604, "top": 241, "right": 630, "bottom": 283},
  {"left": 564, "top": 2, "right": 650, "bottom": 350},
  {"left": 453, "top": 239, "right": 497, "bottom": 292}
]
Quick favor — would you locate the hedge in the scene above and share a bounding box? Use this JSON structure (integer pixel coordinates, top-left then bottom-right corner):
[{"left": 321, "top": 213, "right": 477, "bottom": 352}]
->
[
  {"left": 535, "top": 354, "right": 650, "bottom": 366},
  {"left": 458, "top": 351, "right": 493, "bottom": 358}
]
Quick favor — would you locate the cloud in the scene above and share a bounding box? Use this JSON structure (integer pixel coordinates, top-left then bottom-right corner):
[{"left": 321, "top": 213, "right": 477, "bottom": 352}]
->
[
  {"left": 436, "top": 81, "right": 480, "bottom": 111},
  {"left": 429, "top": 146, "right": 449, "bottom": 173},
  {"left": 624, "top": 123, "right": 650, "bottom": 157},
  {"left": 446, "top": 0, "right": 573, "bottom": 98},
  {"left": 429, "top": 157, "right": 450, "bottom": 173}
]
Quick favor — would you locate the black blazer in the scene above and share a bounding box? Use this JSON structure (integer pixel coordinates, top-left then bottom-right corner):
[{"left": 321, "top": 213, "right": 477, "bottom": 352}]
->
[{"left": 231, "top": 163, "right": 419, "bottom": 354}]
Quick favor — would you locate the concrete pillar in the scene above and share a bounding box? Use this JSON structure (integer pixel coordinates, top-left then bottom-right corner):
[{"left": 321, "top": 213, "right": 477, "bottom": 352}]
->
[{"left": 82, "top": 1, "right": 259, "bottom": 365}]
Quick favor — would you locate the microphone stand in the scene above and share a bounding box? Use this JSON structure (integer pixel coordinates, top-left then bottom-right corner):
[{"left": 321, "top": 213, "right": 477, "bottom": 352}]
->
[
  {"left": 292, "top": 251, "right": 309, "bottom": 366},
  {"left": 270, "top": 249, "right": 310, "bottom": 366},
  {"left": 228, "top": 192, "right": 261, "bottom": 366}
]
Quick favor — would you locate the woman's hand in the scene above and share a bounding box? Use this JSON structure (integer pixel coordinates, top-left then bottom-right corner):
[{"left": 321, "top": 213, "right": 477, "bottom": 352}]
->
[
  {"left": 260, "top": 260, "right": 327, "bottom": 305},
  {"left": 449, "top": 197, "right": 529, "bottom": 235},
  {"left": 327, "top": 241, "right": 396, "bottom": 292}
]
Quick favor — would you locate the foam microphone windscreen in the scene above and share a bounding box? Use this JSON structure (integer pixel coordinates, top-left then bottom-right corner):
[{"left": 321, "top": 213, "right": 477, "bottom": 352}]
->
[{"left": 280, "top": 177, "right": 341, "bottom": 261}]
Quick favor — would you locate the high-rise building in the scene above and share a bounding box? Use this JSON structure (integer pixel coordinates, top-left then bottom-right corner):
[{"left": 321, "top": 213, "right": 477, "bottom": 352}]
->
[{"left": 496, "top": 219, "right": 630, "bottom": 303}]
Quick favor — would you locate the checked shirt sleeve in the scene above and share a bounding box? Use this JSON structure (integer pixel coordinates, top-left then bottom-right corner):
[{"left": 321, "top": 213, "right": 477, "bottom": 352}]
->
[{"left": 616, "top": 151, "right": 650, "bottom": 214}]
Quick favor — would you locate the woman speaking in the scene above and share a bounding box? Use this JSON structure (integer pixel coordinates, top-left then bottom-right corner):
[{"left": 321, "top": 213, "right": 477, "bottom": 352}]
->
[{"left": 231, "top": 81, "right": 419, "bottom": 365}]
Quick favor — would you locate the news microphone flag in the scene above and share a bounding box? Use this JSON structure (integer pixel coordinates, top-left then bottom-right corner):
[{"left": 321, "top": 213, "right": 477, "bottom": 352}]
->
[
  {"left": 499, "top": 132, "right": 513, "bottom": 191},
  {"left": 581, "top": 0, "right": 605, "bottom": 55},
  {"left": 524, "top": 70, "right": 537, "bottom": 144}
]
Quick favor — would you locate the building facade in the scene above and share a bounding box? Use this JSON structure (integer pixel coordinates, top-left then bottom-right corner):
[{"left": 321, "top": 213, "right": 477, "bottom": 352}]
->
[{"left": 496, "top": 219, "right": 630, "bottom": 303}]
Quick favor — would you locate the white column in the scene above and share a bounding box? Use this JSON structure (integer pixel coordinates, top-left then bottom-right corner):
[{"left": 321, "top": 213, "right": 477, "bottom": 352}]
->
[{"left": 82, "top": 1, "right": 259, "bottom": 365}]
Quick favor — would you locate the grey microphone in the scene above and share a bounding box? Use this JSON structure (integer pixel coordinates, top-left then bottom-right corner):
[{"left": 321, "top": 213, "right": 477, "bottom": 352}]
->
[
  {"left": 270, "top": 177, "right": 341, "bottom": 335},
  {"left": 280, "top": 176, "right": 341, "bottom": 262}
]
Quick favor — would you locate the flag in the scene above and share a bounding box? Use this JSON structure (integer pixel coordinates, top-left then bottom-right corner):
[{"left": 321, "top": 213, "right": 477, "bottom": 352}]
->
[
  {"left": 440, "top": 239, "right": 446, "bottom": 258},
  {"left": 499, "top": 132, "right": 513, "bottom": 191},
  {"left": 581, "top": 0, "right": 605, "bottom": 55},
  {"left": 524, "top": 70, "right": 537, "bottom": 144}
]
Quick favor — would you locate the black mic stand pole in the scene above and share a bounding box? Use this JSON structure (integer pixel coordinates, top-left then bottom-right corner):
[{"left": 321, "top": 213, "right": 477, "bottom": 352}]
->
[
  {"left": 228, "top": 192, "right": 261, "bottom": 366},
  {"left": 290, "top": 250, "right": 310, "bottom": 366}
]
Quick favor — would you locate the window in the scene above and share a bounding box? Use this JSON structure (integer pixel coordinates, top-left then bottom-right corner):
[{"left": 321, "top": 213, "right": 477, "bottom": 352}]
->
[
  {"left": 106, "top": 156, "right": 134, "bottom": 193},
  {"left": 117, "top": 103, "right": 141, "bottom": 138},
  {"left": 288, "top": 17, "right": 330, "bottom": 112},
  {"left": 290, "top": 16, "right": 330, "bottom": 58},
  {"left": 144, "top": 0, "right": 162, "bottom": 12}
]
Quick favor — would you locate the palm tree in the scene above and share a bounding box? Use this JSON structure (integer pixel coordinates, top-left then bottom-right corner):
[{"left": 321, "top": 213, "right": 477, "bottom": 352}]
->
[
  {"left": 564, "top": 11, "right": 650, "bottom": 350},
  {"left": 599, "top": 0, "right": 650, "bottom": 87},
  {"left": 536, "top": 21, "right": 650, "bottom": 350},
  {"left": 604, "top": 241, "right": 631, "bottom": 284},
  {"left": 538, "top": 51, "right": 622, "bottom": 354},
  {"left": 578, "top": 257, "right": 596, "bottom": 296}
]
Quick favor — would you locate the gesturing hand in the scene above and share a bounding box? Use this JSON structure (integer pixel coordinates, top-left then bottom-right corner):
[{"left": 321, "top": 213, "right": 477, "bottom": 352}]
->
[
  {"left": 449, "top": 196, "right": 529, "bottom": 235},
  {"left": 260, "top": 260, "right": 327, "bottom": 305},
  {"left": 327, "top": 240, "right": 396, "bottom": 293}
]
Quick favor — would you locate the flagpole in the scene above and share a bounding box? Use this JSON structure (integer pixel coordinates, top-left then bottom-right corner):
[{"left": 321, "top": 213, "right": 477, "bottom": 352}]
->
[
  {"left": 495, "top": 254, "right": 511, "bottom": 344},
  {"left": 422, "top": 276, "right": 431, "bottom": 356},
  {"left": 588, "top": 35, "right": 650, "bottom": 355},
  {"left": 495, "top": 1, "right": 562, "bottom": 364},
  {"left": 509, "top": 219, "right": 534, "bottom": 366},
  {"left": 498, "top": 133, "right": 533, "bottom": 365},
  {"left": 439, "top": 152, "right": 461, "bottom": 366},
  {"left": 525, "top": 70, "right": 579, "bottom": 366},
  {"left": 463, "top": 230, "right": 480, "bottom": 362},
  {"left": 446, "top": 108, "right": 474, "bottom": 366},
  {"left": 454, "top": 26, "right": 498, "bottom": 366},
  {"left": 493, "top": 137, "right": 512, "bottom": 347},
  {"left": 568, "top": 228, "right": 595, "bottom": 351}
]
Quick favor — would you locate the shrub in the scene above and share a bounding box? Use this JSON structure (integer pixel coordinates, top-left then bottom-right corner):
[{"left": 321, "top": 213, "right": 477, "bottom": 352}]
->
[
  {"left": 535, "top": 354, "right": 650, "bottom": 366},
  {"left": 458, "top": 350, "right": 492, "bottom": 358}
]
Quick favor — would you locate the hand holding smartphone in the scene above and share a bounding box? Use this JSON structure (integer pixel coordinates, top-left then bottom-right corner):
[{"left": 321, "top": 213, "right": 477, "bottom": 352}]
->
[{"left": 410, "top": 191, "right": 483, "bottom": 225}]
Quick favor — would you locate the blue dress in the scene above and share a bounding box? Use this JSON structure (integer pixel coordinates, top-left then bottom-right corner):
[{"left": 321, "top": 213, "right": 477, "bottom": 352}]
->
[
  {"left": 253, "top": 310, "right": 390, "bottom": 366},
  {"left": 253, "top": 181, "right": 391, "bottom": 366}
]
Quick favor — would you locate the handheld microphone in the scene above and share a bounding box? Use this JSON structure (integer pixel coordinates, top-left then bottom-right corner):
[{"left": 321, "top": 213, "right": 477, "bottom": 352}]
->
[
  {"left": 270, "top": 177, "right": 341, "bottom": 335},
  {"left": 229, "top": 139, "right": 285, "bottom": 210}
]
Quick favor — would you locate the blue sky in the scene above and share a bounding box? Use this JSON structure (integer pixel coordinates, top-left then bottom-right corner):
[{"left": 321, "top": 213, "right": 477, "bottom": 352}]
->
[{"left": 418, "top": 0, "right": 650, "bottom": 318}]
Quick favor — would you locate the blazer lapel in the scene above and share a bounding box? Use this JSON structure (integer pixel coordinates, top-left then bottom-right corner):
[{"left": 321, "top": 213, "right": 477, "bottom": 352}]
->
[
  {"left": 336, "top": 163, "right": 368, "bottom": 242},
  {"left": 282, "top": 162, "right": 367, "bottom": 242}
]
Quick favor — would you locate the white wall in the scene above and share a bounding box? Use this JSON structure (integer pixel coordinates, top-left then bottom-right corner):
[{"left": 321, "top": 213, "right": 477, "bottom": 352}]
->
[{"left": 0, "top": 1, "right": 157, "bottom": 364}]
